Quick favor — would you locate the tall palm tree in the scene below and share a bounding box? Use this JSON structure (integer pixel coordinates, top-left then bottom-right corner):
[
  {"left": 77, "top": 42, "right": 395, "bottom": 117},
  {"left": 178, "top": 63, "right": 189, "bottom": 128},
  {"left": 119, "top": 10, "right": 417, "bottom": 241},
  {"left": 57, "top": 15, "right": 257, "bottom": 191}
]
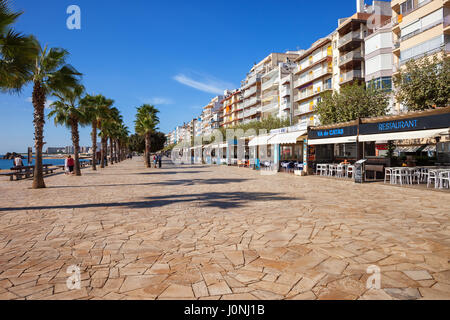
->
[
  {"left": 101, "top": 107, "right": 121, "bottom": 165},
  {"left": 48, "top": 84, "right": 86, "bottom": 176},
  {"left": 0, "top": 0, "right": 36, "bottom": 92},
  {"left": 30, "top": 45, "right": 81, "bottom": 187},
  {"left": 1, "top": 2, "right": 80, "bottom": 188},
  {"left": 135, "top": 104, "right": 159, "bottom": 168},
  {"left": 80, "top": 94, "right": 114, "bottom": 171}
]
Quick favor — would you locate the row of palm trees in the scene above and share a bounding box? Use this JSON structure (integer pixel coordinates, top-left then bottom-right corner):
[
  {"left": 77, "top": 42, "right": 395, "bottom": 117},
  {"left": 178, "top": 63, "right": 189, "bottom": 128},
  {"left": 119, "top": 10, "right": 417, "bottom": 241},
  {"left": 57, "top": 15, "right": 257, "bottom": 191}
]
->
[{"left": 0, "top": 1, "right": 129, "bottom": 188}]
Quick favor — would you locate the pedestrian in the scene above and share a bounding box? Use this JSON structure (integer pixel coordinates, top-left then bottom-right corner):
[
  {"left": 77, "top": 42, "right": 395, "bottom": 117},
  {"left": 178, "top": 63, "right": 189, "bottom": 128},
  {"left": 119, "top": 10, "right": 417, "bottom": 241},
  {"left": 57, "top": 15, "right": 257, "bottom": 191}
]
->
[
  {"left": 153, "top": 154, "right": 157, "bottom": 168},
  {"left": 158, "top": 154, "right": 162, "bottom": 168},
  {"left": 66, "top": 155, "right": 75, "bottom": 175}
]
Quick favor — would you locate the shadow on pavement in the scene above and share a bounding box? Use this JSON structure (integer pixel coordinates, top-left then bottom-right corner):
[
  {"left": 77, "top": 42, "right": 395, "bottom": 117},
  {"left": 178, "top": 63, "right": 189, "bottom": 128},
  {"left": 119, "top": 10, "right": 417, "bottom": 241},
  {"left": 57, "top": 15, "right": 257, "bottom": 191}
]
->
[{"left": 0, "top": 191, "right": 299, "bottom": 211}]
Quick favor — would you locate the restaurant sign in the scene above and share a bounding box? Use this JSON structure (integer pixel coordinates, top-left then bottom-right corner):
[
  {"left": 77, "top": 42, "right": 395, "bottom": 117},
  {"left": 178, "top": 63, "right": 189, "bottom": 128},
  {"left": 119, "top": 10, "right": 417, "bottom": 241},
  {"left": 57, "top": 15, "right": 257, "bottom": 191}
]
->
[
  {"left": 308, "top": 125, "right": 357, "bottom": 140},
  {"left": 360, "top": 113, "right": 450, "bottom": 135}
]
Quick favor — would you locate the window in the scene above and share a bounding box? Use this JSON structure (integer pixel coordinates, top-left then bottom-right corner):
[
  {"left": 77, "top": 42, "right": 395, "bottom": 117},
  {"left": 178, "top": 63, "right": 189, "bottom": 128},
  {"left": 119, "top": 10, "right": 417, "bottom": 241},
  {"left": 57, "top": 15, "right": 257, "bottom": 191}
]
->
[
  {"left": 367, "top": 76, "right": 392, "bottom": 91},
  {"left": 400, "top": 0, "right": 414, "bottom": 15}
]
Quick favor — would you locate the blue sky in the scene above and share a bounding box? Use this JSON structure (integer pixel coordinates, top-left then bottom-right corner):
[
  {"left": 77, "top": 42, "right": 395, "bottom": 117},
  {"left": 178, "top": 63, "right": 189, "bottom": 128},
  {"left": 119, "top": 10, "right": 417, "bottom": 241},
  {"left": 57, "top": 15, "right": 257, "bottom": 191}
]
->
[{"left": 0, "top": 0, "right": 383, "bottom": 154}]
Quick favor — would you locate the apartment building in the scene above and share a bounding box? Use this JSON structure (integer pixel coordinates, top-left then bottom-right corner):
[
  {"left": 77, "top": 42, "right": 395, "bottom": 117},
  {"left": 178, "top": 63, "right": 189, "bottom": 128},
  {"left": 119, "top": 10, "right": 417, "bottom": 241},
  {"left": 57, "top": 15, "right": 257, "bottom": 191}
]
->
[
  {"left": 364, "top": 21, "right": 398, "bottom": 113},
  {"left": 337, "top": 1, "right": 392, "bottom": 86},
  {"left": 241, "top": 52, "right": 299, "bottom": 124},
  {"left": 392, "top": 0, "right": 450, "bottom": 72},
  {"left": 261, "top": 58, "right": 298, "bottom": 121},
  {"left": 221, "top": 89, "right": 244, "bottom": 128},
  {"left": 292, "top": 35, "right": 334, "bottom": 127},
  {"left": 201, "top": 95, "right": 223, "bottom": 136}
]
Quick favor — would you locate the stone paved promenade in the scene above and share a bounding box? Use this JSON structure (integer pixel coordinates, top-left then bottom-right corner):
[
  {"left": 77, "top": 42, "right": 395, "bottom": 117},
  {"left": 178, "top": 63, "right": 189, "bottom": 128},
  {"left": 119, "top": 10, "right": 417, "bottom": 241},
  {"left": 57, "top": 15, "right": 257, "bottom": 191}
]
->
[{"left": 0, "top": 157, "right": 449, "bottom": 300}]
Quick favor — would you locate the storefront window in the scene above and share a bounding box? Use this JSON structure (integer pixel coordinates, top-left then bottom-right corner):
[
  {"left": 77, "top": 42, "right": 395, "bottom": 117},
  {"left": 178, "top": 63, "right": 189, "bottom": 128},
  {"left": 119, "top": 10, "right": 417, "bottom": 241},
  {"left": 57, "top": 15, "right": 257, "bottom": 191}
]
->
[
  {"left": 280, "top": 144, "right": 302, "bottom": 161},
  {"left": 334, "top": 143, "right": 357, "bottom": 159}
]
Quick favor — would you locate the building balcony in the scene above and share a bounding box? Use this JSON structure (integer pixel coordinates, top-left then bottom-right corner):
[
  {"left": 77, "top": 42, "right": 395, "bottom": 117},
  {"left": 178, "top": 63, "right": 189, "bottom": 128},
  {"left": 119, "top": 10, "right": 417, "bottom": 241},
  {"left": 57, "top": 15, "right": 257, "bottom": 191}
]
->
[
  {"left": 339, "top": 69, "right": 364, "bottom": 84},
  {"left": 338, "top": 50, "right": 363, "bottom": 68},
  {"left": 243, "top": 107, "right": 261, "bottom": 118},
  {"left": 280, "top": 86, "right": 290, "bottom": 97},
  {"left": 261, "top": 77, "right": 278, "bottom": 91},
  {"left": 293, "top": 67, "right": 333, "bottom": 89},
  {"left": 243, "top": 86, "right": 257, "bottom": 98},
  {"left": 243, "top": 96, "right": 259, "bottom": 108},
  {"left": 294, "top": 55, "right": 332, "bottom": 74},
  {"left": 280, "top": 100, "right": 290, "bottom": 111},
  {"left": 338, "top": 31, "right": 363, "bottom": 51},
  {"left": 261, "top": 101, "right": 278, "bottom": 113}
]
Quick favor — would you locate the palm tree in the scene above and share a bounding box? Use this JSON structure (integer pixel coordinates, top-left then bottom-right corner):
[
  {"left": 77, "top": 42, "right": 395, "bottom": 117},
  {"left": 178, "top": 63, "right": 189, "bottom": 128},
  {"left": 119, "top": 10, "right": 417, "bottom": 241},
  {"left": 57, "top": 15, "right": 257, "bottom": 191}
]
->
[
  {"left": 0, "top": 0, "right": 36, "bottom": 92},
  {"left": 101, "top": 107, "right": 121, "bottom": 165},
  {"left": 48, "top": 84, "right": 86, "bottom": 176},
  {"left": 80, "top": 94, "right": 114, "bottom": 170},
  {"left": 135, "top": 104, "right": 160, "bottom": 168}
]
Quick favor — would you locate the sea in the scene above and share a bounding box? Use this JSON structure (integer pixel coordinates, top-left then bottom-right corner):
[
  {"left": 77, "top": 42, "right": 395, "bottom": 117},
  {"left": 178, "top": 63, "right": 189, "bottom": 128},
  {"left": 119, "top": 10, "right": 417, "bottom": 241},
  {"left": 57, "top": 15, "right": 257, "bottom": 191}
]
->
[{"left": 0, "top": 155, "right": 88, "bottom": 170}]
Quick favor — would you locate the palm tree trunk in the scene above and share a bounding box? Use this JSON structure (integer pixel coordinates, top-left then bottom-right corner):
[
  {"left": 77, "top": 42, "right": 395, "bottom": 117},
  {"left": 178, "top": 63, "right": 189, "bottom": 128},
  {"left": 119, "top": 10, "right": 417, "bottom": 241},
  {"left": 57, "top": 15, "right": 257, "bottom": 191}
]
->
[
  {"left": 71, "top": 118, "right": 82, "bottom": 176},
  {"left": 144, "top": 133, "right": 150, "bottom": 168},
  {"left": 109, "top": 137, "right": 114, "bottom": 164},
  {"left": 101, "top": 137, "right": 107, "bottom": 168},
  {"left": 116, "top": 140, "right": 121, "bottom": 162},
  {"left": 91, "top": 120, "right": 97, "bottom": 171},
  {"left": 32, "top": 81, "right": 46, "bottom": 189}
]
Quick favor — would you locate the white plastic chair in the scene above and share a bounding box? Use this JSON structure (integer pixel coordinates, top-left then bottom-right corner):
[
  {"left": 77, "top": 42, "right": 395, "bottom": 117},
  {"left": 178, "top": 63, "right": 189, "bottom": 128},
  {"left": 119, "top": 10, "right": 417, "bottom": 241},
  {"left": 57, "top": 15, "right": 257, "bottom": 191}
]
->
[
  {"left": 336, "top": 165, "right": 344, "bottom": 178},
  {"left": 346, "top": 165, "right": 354, "bottom": 179},
  {"left": 438, "top": 171, "right": 450, "bottom": 189},
  {"left": 427, "top": 170, "right": 438, "bottom": 188},
  {"left": 384, "top": 168, "right": 393, "bottom": 184}
]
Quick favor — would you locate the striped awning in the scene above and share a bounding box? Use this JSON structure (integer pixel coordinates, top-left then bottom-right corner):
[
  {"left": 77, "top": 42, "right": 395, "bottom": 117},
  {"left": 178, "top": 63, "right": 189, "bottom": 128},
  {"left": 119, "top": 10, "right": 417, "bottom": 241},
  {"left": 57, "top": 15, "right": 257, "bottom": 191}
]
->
[{"left": 359, "top": 128, "right": 447, "bottom": 142}]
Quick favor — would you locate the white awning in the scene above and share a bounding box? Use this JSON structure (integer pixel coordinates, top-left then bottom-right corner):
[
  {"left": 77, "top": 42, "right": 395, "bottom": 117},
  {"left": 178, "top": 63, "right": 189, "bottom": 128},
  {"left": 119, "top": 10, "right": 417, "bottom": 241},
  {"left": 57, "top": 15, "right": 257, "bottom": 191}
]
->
[
  {"left": 395, "top": 146, "right": 422, "bottom": 153},
  {"left": 249, "top": 134, "right": 276, "bottom": 147},
  {"left": 308, "top": 135, "right": 357, "bottom": 145},
  {"left": 359, "top": 128, "right": 448, "bottom": 142},
  {"left": 268, "top": 131, "right": 307, "bottom": 145},
  {"left": 211, "top": 143, "right": 227, "bottom": 149},
  {"left": 422, "top": 145, "right": 436, "bottom": 152}
]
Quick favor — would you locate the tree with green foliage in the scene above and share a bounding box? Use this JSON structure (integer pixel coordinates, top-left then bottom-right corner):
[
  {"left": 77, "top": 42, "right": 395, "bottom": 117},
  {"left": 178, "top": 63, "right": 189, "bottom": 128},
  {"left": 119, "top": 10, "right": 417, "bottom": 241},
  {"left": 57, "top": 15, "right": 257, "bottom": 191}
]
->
[
  {"left": 80, "top": 94, "right": 114, "bottom": 170},
  {"left": 135, "top": 104, "right": 160, "bottom": 168},
  {"left": 316, "top": 82, "right": 389, "bottom": 125},
  {"left": 394, "top": 55, "right": 450, "bottom": 111},
  {"left": 48, "top": 84, "right": 86, "bottom": 176}
]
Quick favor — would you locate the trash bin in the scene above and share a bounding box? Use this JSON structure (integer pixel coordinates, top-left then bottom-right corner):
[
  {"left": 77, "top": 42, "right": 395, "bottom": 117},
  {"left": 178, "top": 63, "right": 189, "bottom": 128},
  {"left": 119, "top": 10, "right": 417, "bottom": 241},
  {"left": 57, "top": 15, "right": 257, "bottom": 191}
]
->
[{"left": 354, "top": 159, "right": 367, "bottom": 184}]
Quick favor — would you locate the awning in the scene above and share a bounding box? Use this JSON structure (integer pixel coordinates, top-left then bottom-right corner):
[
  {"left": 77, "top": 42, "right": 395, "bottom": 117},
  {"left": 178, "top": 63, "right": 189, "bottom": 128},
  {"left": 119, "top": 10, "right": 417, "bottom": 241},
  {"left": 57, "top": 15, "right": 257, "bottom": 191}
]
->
[
  {"left": 249, "top": 134, "right": 276, "bottom": 147},
  {"left": 307, "top": 135, "right": 357, "bottom": 145},
  {"left": 422, "top": 145, "right": 436, "bottom": 152},
  {"left": 359, "top": 128, "right": 448, "bottom": 142},
  {"left": 268, "top": 131, "right": 307, "bottom": 145},
  {"left": 211, "top": 143, "right": 227, "bottom": 149},
  {"left": 395, "top": 146, "right": 422, "bottom": 153}
]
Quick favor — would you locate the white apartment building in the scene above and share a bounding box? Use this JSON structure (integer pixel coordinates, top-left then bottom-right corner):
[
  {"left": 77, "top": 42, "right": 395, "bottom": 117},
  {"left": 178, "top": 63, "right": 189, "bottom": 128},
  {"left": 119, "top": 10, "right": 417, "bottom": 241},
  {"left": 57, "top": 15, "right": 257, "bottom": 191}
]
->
[
  {"left": 201, "top": 95, "right": 223, "bottom": 136},
  {"left": 292, "top": 36, "right": 334, "bottom": 127},
  {"left": 261, "top": 58, "right": 298, "bottom": 121}
]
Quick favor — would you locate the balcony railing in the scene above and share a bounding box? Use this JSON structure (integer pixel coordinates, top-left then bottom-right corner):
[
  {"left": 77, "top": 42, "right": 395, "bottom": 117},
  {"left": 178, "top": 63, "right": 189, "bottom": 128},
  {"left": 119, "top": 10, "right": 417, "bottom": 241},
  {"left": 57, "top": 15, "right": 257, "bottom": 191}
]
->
[
  {"left": 280, "top": 86, "right": 290, "bottom": 97},
  {"left": 261, "top": 102, "right": 278, "bottom": 113},
  {"left": 243, "top": 107, "right": 260, "bottom": 118},
  {"left": 261, "top": 77, "right": 278, "bottom": 91},
  {"left": 338, "top": 31, "right": 362, "bottom": 47},
  {"left": 339, "top": 50, "right": 363, "bottom": 66},
  {"left": 243, "top": 86, "right": 257, "bottom": 98},
  {"left": 293, "top": 67, "right": 333, "bottom": 88},
  {"left": 340, "top": 69, "right": 363, "bottom": 83},
  {"left": 243, "top": 97, "right": 259, "bottom": 108}
]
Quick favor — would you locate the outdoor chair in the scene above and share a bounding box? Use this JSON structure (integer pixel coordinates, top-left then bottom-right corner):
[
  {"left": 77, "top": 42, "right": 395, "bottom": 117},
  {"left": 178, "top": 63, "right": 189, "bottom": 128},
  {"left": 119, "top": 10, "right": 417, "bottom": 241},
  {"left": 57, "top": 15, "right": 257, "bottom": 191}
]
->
[
  {"left": 427, "top": 170, "right": 438, "bottom": 188},
  {"left": 346, "top": 165, "right": 354, "bottom": 179},
  {"left": 438, "top": 171, "right": 450, "bottom": 189},
  {"left": 384, "top": 168, "right": 393, "bottom": 184},
  {"left": 336, "top": 164, "right": 344, "bottom": 178},
  {"left": 328, "top": 164, "right": 336, "bottom": 177}
]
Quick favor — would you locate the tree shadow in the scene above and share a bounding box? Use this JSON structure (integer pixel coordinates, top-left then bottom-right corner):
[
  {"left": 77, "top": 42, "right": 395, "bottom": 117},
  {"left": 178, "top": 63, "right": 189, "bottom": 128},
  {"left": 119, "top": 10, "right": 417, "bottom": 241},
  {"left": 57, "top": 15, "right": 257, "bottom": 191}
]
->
[{"left": 0, "top": 191, "right": 299, "bottom": 211}]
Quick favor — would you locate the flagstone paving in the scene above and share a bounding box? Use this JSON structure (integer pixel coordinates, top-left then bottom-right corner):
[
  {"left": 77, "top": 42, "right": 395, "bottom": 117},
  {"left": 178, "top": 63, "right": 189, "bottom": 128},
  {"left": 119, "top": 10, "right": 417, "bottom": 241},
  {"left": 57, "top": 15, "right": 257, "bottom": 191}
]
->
[{"left": 0, "top": 157, "right": 449, "bottom": 300}]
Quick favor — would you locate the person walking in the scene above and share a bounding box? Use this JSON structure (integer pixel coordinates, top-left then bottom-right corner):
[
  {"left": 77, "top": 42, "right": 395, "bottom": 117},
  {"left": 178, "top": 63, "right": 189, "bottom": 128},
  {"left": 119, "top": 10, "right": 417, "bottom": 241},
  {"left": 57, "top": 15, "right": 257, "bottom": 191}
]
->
[
  {"left": 158, "top": 154, "right": 162, "bottom": 168},
  {"left": 66, "top": 155, "right": 75, "bottom": 175},
  {"left": 153, "top": 154, "right": 157, "bottom": 168}
]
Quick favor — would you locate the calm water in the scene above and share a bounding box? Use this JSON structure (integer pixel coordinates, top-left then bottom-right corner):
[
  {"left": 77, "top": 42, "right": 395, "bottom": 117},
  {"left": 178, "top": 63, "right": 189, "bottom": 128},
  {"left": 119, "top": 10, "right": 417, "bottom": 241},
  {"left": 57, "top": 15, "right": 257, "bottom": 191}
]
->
[{"left": 0, "top": 156, "right": 88, "bottom": 170}]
